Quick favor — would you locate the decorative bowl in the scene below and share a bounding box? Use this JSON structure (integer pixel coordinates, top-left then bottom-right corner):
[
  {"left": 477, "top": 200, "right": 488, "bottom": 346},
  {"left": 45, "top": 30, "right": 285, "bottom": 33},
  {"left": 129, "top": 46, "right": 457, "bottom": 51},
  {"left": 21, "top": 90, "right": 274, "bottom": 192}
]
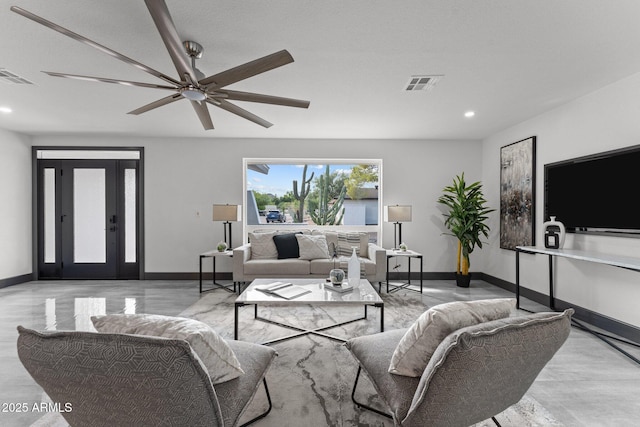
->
[{"left": 329, "top": 268, "right": 345, "bottom": 285}]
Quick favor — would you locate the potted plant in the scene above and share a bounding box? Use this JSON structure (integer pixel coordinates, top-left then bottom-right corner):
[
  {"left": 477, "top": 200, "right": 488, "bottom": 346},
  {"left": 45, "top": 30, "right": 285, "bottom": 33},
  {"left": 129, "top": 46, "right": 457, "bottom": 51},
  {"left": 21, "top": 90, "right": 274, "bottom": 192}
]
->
[{"left": 437, "top": 173, "right": 495, "bottom": 287}]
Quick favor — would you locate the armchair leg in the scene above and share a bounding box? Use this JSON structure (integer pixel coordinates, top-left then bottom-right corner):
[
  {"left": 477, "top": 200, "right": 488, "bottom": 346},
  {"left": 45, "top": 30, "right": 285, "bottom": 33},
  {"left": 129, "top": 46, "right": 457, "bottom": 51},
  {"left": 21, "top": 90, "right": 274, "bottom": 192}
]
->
[
  {"left": 351, "top": 366, "right": 393, "bottom": 420},
  {"left": 492, "top": 416, "right": 502, "bottom": 427},
  {"left": 239, "top": 378, "right": 273, "bottom": 427}
]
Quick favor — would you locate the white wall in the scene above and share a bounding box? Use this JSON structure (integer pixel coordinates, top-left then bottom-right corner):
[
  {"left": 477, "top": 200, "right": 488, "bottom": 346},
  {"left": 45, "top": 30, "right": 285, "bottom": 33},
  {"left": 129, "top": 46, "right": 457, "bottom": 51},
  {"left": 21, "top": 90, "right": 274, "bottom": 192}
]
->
[
  {"left": 30, "top": 136, "right": 481, "bottom": 275},
  {"left": 0, "top": 129, "right": 32, "bottom": 280},
  {"left": 481, "top": 72, "right": 640, "bottom": 328}
]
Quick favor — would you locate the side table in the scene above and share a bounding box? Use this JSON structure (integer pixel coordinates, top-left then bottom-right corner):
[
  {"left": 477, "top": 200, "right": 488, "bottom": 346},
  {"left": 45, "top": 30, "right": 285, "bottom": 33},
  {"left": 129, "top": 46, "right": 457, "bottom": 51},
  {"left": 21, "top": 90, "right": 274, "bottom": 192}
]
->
[
  {"left": 199, "top": 250, "right": 236, "bottom": 293},
  {"left": 386, "top": 249, "right": 423, "bottom": 293}
]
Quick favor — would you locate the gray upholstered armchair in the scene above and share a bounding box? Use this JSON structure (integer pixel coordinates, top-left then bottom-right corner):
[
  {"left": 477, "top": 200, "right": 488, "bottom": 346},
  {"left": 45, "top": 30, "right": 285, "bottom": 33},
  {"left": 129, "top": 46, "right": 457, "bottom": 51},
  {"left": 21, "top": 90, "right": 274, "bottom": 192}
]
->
[
  {"left": 345, "top": 309, "right": 573, "bottom": 427},
  {"left": 17, "top": 326, "right": 276, "bottom": 427}
]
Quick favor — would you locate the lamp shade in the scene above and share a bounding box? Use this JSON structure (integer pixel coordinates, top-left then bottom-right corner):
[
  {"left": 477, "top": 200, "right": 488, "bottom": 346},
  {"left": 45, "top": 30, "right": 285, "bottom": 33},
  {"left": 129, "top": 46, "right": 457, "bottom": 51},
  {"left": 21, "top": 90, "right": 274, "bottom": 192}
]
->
[
  {"left": 384, "top": 205, "right": 412, "bottom": 222},
  {"left": 212, "top": 204, "right": 242, "bottom": 222}
]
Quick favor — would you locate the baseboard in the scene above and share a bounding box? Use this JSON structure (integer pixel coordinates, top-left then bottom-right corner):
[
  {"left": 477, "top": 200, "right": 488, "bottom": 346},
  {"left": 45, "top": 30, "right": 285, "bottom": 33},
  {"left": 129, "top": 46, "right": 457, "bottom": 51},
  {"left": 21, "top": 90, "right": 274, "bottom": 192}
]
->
[
  {"left": 144, "top": 272, "right": 233, "bottom": 281},
  {"left": 481, "top": 272, "right": 640, "bottom": 345},
  {"left": 388, "top": 271, "right": 453, "bottom": 280},
  {"left": 0, "top": 273, "right": 34, "bottom": 289}
]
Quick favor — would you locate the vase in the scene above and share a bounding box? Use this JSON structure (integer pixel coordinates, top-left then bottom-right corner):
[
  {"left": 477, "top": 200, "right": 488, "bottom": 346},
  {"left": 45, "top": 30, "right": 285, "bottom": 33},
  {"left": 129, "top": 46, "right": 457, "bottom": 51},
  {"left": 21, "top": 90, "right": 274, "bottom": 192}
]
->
[
  {"left": 216, "top": 241, "right": 228, "bottom": 252},
  {"left": 348, "top": 247, "right": 360, "bottom": 286},
  {"left": 542, "top": 216, "right": 566, "bottom": 249},
  {"left": 329, "top": 268, "right": 345, "bottom": 285}
]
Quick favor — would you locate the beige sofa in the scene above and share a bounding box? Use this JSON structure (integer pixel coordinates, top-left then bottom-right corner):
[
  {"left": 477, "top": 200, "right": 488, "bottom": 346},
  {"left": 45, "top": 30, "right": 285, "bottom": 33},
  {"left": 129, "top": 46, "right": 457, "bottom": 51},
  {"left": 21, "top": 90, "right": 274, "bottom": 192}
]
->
[{"left": 233, "top": 229, "right": 386, "bottom": 284}]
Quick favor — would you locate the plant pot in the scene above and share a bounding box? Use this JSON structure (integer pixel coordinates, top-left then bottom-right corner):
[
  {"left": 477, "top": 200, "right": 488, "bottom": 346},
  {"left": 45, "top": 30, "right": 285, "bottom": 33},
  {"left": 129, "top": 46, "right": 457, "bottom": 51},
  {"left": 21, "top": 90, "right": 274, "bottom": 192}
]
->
[{"left": 455, "top": 273, "right": 471, "bottom": 288}]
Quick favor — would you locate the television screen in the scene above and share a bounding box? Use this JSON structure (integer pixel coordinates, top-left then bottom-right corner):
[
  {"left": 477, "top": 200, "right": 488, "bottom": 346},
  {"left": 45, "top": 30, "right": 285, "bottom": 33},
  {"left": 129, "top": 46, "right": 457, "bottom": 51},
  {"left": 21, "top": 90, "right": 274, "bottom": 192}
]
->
[{"left": 544, "top": 145, "right": 640, "bottom": 234}]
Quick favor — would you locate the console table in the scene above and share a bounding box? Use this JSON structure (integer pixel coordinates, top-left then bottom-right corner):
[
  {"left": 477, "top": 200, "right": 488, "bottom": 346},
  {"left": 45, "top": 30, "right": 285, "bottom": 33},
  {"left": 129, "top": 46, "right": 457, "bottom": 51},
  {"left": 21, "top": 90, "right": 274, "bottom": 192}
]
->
[
  {"left": 515, "top": 245, "right": 640, "bottom": 365},
  {"left": 515, "top": 246, "right": 640, "bottom": 310}
]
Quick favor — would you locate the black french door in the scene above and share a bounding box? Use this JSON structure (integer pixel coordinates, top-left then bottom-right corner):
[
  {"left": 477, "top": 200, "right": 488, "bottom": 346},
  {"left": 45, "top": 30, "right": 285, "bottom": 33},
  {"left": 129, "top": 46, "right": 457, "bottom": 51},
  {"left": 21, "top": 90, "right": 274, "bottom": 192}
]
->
[{"left": 37, "top": 159, "right": 140, "bottom": 279}]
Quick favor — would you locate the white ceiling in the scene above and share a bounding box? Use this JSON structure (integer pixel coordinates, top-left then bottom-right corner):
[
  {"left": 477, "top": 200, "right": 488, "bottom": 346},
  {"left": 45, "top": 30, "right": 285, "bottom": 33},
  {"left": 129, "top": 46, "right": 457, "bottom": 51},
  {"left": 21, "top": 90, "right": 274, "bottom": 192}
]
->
[{"left": 2, "top": 0, "right": 640, "bottom": 140}]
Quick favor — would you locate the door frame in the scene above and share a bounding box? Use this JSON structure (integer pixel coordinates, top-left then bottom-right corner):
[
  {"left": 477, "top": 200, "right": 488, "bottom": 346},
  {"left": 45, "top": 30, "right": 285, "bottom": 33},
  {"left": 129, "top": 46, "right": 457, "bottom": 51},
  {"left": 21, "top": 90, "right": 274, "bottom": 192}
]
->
[{"left": 32, "top": 147, "right": 145, "bottom": 280}]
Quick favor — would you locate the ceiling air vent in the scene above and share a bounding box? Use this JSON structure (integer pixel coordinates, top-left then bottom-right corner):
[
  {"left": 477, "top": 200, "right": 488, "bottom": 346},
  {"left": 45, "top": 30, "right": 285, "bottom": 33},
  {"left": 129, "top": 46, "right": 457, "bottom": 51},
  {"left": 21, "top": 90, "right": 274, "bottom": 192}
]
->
[
  {"left": 0, "top": 68, "right": 33, "bottom": 84},
  {"left": 404, "top": 75, "right": 443, "bottom": 91}
]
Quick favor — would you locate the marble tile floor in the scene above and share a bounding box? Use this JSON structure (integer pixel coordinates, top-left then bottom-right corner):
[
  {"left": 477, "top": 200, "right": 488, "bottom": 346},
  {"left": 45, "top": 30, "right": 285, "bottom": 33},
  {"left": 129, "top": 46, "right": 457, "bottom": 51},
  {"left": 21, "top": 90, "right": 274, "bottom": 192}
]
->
[{"left": 1, "top": 279, "right": 639, "bottom": 427}]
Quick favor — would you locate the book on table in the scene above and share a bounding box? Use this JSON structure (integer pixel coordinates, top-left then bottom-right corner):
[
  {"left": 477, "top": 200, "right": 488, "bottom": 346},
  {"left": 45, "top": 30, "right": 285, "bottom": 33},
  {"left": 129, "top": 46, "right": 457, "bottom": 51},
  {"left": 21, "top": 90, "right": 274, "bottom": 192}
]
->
[
  {"left": 255, "top": 282, "right": 311, "bottom": 300},
  {"left": 324, "top": 282, "right": 354, "bottom": 293}
]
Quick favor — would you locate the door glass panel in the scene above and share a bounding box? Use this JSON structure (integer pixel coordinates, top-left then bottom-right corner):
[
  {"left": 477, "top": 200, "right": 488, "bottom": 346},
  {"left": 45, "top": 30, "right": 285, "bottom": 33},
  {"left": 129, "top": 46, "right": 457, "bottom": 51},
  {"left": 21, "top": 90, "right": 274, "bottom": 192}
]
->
[
  {"left": 124, "top": 168, "right": 136, "bottom": 263},
  {"left": 44, "top": 168, "right": 56, "bottom": 263},
  {"left": 73, "top": 169, "right": 106, "bottom": 263}
]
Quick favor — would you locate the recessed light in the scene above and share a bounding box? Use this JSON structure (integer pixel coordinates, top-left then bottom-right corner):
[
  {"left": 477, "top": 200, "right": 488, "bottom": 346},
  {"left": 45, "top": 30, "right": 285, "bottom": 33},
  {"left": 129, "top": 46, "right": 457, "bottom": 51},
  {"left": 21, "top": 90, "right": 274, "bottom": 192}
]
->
[
  {"left": 464, "top": 111, "right": 475, "bottom": 118},
  {"left": 0, "top": 106, "right": 13, "bottom": 114}
]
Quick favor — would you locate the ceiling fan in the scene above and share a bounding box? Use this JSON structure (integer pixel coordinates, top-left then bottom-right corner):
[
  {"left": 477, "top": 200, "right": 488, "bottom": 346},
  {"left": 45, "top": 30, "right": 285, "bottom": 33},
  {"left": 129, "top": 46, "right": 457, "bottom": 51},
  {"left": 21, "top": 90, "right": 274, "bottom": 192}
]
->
[{"left": 10, "top": 0, "right": 310, "bottom": 130}]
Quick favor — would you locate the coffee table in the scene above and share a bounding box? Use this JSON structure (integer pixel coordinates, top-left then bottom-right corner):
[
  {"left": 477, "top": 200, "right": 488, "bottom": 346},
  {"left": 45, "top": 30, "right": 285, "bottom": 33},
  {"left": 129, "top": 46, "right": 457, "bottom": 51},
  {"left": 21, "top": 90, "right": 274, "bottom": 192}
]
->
[{"left": 234, "top": 278, "right": 384, "bottom": 345}]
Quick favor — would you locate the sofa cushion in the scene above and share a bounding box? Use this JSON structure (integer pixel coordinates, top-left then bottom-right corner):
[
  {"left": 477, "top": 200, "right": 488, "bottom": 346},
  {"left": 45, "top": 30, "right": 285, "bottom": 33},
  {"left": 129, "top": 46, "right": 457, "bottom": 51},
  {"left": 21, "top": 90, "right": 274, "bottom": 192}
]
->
[
  {"left": 337, "top": 232, "right": 369, "bottom": 258},
  {"left": 248, "top": 232, "right": 278, "bottom": 259},
  {"left": 273, "top": 232, "right": 301, "bottom": 259},
  {"left": 388, "top": 298, "right": 515, "bottom": 377},
  {"left": 91, "top": 314, "right": 244, "bottom": 384},
  {"left": 296, "top": 234, "right": 330, "bottom": 260},
  {"left": 244, "top": 258, "right": 311, "bottom": 276}
]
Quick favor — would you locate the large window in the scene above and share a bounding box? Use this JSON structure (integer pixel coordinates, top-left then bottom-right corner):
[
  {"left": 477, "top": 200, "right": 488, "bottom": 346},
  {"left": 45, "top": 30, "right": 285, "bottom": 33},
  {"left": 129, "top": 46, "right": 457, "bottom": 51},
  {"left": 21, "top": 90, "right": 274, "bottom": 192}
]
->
[{"left": 243, "top": 158, "right": 382, "bottom": 241}]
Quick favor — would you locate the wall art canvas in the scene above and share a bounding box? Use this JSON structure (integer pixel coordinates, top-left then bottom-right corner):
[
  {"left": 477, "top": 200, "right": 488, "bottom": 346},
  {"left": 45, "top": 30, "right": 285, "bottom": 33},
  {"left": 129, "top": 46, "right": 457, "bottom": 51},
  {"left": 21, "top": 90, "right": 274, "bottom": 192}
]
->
[{"left": 500, "top": 136, "right": 536, "bottom": 250}]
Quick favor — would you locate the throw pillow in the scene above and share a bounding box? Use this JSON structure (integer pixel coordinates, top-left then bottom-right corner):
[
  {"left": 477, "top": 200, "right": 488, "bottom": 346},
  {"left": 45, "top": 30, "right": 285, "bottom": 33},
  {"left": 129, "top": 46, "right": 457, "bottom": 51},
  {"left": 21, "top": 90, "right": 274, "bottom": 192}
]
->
[
  {"left": 315, "top": 230, "right": 339, "bottom": 257},
  {"left": 337, "top": 232, "right": 369, "bottom": 258},
  {"left": 248, "top": 232, "right": 278, "bottom": 259},
  {"left": 388, "top": 298, "right": 516, "bottom": 377},
  {"left": 296, "top": 234, "right": 330, "bottom": 260},
  {"left": 273, "top": 232, "right": 301, "bottom": 259},
  {"left": 91, "top": 314, "right": 244, "bottom": 384}
]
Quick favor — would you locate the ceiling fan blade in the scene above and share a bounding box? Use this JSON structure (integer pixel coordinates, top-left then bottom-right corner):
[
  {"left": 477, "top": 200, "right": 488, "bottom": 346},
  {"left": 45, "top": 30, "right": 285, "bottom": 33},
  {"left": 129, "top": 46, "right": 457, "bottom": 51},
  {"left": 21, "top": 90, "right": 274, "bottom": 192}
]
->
[
  {"left": 208, "top": 99, "right": 273, "bottom": 128},
  {"left": 190, "top": 101, "right": 214, "bottom": 130},
  {"left": 219, "top": 89, "right": 310, "bottom": 108},
  {"left": 128, "top": 93, "right": 182, "bottom": 115},
  {"left": 43, "top": 72, "right": 177, "bottom": 90},
  {"left": 200, "top": 50, "right": 294, "bottom": 89},
  {"left": 10, "top": 6, "right": 180, "bottom": 87},
  {"left": 144, "top": 0, "right": 197, "bottom": 83}
]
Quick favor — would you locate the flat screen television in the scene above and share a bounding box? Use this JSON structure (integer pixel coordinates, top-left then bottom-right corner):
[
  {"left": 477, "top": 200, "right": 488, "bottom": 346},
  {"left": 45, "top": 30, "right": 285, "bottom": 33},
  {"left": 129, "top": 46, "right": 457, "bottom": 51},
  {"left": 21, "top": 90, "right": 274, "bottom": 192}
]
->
[{"left": 544, "top": 145, "right": 640, "bottom": 236}]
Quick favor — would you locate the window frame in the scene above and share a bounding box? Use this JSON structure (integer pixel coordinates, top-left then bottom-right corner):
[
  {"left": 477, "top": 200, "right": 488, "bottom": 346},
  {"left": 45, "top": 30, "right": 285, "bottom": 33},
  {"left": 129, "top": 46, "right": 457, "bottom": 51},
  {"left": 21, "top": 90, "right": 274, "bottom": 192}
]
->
[{"left": 242, "top": 158, "right": 383, "bottom": 243}]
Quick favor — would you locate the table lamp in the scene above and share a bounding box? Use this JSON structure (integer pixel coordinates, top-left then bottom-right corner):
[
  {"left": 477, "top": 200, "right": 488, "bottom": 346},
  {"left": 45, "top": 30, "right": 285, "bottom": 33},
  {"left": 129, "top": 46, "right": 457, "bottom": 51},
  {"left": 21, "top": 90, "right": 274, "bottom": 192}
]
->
[
  {"left": 384, "top": 205, "right": 412, "bottom": 249},
  {"left": 212, "top": 204, "right": 242, "bottom": 249}
]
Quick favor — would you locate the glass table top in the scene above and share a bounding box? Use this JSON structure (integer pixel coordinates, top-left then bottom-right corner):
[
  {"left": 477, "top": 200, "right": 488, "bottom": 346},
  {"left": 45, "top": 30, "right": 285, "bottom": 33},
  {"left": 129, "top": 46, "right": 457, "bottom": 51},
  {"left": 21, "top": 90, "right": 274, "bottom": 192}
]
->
[{"left": 236, "top": 278, "right": 383, "bottom": 305}]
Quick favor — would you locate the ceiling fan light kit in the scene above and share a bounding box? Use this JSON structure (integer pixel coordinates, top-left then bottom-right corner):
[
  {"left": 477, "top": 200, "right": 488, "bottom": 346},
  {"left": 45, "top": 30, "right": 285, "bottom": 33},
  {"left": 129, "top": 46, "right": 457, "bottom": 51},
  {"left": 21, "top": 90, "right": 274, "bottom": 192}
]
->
[
  {"left": 180, "top": 87, "right": 207, "bottom": 101},
  {"left": 10, "top": 0, "right": 310, "bottom": 130}
]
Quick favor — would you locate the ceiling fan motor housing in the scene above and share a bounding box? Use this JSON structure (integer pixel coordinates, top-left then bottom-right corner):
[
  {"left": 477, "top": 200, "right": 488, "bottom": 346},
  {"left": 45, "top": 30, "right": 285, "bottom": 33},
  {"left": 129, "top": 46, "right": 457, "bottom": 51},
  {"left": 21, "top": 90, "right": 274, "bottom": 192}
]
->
[{"left": 183, "top": 40, "right": 203, "bottom": 58}]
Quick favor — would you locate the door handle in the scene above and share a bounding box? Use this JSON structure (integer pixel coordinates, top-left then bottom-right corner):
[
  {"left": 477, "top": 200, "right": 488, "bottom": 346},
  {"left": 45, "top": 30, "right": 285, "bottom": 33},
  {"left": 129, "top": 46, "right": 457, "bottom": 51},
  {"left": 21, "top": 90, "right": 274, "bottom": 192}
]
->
[
  {"left": 109, "top": 215, "right": 117, "bottom": 224},
  {"left": 109, "top": 226, "right": 117, "bottom": 232}
]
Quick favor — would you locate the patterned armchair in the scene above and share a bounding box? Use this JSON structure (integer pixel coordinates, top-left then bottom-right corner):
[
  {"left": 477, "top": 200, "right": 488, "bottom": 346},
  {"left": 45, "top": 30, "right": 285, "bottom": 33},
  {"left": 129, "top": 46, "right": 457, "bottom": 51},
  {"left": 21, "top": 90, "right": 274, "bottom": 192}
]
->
[
  {"left": 345, "top": 309, "right": 573, "bottom": 427},
  {"left": 17, "top": 326, "right": 276, "bottom": 427}
]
